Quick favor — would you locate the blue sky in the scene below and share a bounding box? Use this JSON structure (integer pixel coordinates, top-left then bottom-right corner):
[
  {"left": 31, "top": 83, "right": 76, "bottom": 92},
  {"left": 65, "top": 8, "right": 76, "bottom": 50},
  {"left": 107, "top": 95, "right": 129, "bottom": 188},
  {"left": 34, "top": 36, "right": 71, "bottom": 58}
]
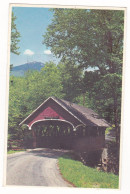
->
[{"left": 11, "top": 7, "right": 59, "bottom": 66}]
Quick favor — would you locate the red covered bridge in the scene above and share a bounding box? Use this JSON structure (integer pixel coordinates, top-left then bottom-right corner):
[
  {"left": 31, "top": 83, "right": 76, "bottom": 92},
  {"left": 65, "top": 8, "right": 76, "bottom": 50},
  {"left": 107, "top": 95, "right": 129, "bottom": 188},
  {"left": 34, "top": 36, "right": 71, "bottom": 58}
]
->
[{"left": 20, "top": 97, "right": 109, "bottom": 152}]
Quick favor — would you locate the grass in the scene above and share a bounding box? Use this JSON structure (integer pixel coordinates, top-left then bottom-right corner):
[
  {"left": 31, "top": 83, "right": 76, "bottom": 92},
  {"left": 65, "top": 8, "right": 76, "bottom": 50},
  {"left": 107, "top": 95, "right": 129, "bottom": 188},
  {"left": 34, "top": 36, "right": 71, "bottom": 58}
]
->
[
  {"left": 58, "top": 154, "right": 119, "bottom": 189},
  {"left": 7, "top": 149, "right": 26, "bottom": 154}
]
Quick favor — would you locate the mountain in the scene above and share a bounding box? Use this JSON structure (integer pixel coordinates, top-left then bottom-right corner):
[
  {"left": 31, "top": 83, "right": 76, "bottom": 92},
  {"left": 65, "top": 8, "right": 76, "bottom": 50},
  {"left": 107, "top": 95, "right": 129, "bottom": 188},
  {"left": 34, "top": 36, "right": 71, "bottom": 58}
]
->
[{"left": 10, "top": 61, "right": 45, "bottom": 77}]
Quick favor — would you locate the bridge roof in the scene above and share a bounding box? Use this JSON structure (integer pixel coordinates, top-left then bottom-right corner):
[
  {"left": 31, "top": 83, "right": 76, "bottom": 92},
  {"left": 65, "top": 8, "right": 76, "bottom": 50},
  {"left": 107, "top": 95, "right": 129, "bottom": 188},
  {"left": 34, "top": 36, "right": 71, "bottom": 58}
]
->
[
  {"left": 20, "top": 97, "right": 110, "bottom": 128},
  {"left": 54, "top": 97, "right": 109, "bottom": 127}
]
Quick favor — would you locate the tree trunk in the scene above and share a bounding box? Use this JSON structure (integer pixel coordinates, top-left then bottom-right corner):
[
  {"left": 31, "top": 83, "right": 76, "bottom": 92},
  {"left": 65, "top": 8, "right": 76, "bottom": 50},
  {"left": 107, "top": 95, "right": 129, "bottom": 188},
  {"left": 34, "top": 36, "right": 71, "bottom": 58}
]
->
[{"left": 114, "top": 96, "right": 120, "bottom": 145}]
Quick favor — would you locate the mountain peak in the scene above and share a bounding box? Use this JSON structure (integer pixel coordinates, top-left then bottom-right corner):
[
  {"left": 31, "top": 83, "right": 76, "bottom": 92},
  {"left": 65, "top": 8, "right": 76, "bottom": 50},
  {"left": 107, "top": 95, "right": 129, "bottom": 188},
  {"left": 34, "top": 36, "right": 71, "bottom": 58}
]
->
[{"left": 11, "top": 61, "right": 45, "bottom": 77}]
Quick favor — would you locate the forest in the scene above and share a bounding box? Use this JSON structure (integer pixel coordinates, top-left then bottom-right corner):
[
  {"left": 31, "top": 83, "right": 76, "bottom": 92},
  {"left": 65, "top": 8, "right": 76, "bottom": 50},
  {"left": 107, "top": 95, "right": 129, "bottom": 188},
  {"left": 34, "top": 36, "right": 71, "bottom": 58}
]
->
[{"left": 8, "top": 9, "right": 124, "bottom": 147}]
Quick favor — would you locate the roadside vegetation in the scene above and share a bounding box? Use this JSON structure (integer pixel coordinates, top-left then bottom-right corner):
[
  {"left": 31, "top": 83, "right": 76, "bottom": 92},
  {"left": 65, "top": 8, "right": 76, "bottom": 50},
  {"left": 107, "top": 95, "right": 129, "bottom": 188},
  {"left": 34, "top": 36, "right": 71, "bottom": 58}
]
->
[
  {"left": 58, "top": 154, "right": 119, "bottom": 188},
  {"left": 7, "top": 149, "right": 26, "bottom": 154}
]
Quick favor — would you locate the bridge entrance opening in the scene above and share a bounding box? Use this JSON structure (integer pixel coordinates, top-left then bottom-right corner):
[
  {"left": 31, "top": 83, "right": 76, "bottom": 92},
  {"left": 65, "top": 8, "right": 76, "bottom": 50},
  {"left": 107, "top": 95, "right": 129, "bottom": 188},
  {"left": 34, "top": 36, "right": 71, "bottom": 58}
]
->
[{"left": 31, "top": 120, "right": 74, "bottom": 149}]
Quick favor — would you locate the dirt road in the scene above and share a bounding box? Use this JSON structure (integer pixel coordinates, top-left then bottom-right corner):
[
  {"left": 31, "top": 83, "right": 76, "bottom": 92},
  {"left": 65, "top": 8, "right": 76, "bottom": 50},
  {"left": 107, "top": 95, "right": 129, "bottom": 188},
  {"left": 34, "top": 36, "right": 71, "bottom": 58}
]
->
[{"left": 6, "top": 148, "right": 72, "bottom": 187}]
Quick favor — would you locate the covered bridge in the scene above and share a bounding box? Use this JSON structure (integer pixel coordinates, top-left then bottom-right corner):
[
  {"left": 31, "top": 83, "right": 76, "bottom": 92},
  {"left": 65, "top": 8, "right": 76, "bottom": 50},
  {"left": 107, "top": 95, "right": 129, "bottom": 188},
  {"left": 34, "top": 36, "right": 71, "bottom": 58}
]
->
[{"left": 20, "top": 97, "right": 109, "bottom": 152}]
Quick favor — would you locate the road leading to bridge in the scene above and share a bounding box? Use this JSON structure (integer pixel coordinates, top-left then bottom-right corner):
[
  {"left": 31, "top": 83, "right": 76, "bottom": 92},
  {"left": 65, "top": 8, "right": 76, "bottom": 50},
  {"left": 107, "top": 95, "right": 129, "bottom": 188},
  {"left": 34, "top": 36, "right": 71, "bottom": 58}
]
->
[{"left": 6, "top": 148, "right": 72, "bottom": 187}]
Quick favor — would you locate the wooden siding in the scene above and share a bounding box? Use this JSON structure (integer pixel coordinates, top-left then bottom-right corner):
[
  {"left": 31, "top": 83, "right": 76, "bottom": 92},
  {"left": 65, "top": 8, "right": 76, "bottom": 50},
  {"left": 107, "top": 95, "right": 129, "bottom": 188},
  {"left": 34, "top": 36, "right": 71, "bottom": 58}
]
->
[
  {"left": 26, "top": 99, "right": 81, "bottom": 128},
  {"left": 36, "top": 135, "right": 105, "bottom": 152},
  {"left": 28, "top": 106, "right": 64, "bottom": 128}
]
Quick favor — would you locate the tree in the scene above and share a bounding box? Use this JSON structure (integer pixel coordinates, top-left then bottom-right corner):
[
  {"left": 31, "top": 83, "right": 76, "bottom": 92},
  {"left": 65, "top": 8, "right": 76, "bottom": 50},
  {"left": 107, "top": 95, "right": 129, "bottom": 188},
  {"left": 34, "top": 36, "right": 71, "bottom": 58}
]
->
[
  {"left": 8, "top": 76, "right": 27, "bottom": 139},
  {"left": 43, "top": 9, "right": 124, "bottom": 74},
  {"left": 8, "top": 62, "right": 64, "bottom": 140},
  {"left": 58, "top": 60, "right": 83, "bottom": 101},
  {"left": 25, "top": 62, "right": 64, "bottom": 114},
  {"left": 43, "top": 8, "right": 124, "bottom": 145},
  {"left": 83, "top": 71, "right": 122, "bottom": 132},
  {"left": 11, "top": 11, "right": 20, "bottom": 55}
]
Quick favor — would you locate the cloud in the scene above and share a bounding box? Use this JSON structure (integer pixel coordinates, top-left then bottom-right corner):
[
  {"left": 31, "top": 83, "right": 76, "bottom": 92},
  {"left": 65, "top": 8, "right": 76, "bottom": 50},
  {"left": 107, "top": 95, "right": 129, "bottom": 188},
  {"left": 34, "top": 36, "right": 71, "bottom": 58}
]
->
[
  {"left": 44, "top": 50, "right": 52, "bottom": 55},
  {"left": 24, "top": 49, "right": 34, "bottom": 55}
]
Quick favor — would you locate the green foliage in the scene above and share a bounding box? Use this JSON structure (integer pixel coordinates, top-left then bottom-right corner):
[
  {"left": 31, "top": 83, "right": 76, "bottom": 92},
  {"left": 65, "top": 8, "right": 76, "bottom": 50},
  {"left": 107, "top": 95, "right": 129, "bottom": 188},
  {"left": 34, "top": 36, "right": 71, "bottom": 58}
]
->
[
  {"left": 11, "top": 12, "right": 20, "bottom": 55},
  {"left": 8, "top": 62, "right": 64, "bottom": 140},
  {"left": 83, "top": 72, "right": 122, "bottom": 123},
  {"left": 58, "top": 154, "right": 119, "bottom": 188},
  {"left": 43, "top": 9, "right": 124, "bottom": 144},
  {"left": 74, "top": 92, "right": 93, "bottom": 107},
  {"left": 58, "top": 61, "right": 83, "bottom": 101},
  {"left": 43, "top": 9, "right": 124, "bottom": 74},
  {"left": 105, "top": 127, "right": 113, "bottom": 135},
  {"left": 7, "top": 150, "right": 26, "bottom": 154}
]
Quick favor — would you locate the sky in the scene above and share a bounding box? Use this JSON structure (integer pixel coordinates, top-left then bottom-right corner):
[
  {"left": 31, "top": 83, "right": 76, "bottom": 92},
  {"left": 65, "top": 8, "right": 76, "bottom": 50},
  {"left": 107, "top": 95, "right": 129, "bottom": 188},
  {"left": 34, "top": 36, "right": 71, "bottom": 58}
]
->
[{"left": 11, "top": 6, "right": 59, "bottom": 66}]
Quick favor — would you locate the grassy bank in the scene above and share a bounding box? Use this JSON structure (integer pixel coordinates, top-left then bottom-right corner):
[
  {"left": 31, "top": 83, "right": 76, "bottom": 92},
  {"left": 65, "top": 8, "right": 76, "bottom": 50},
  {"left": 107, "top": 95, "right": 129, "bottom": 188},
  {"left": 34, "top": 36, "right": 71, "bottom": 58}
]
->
[
  {"left": 7, "top": 149, "right": 26, "bottom": 154},
  {"left": 58, "top": 154, "right": 119, "bottom": 188}
]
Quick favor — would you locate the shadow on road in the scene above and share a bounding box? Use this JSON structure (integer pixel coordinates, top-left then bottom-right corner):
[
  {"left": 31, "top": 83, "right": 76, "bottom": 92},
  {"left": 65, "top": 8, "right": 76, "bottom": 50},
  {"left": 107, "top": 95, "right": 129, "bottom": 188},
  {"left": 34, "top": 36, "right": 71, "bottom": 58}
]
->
[{"left": 28, "top": 148, "right": 72, "bottom": 159}]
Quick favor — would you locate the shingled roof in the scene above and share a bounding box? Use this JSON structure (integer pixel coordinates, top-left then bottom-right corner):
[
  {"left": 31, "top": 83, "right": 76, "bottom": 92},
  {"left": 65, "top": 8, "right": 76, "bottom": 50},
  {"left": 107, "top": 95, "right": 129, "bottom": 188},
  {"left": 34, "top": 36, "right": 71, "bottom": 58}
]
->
[
  {"left": 20, "top": 97, "right": 110, "bottom": 128},
  {"left": 54, "top": 97, "right": 110, "bottom": 127}
]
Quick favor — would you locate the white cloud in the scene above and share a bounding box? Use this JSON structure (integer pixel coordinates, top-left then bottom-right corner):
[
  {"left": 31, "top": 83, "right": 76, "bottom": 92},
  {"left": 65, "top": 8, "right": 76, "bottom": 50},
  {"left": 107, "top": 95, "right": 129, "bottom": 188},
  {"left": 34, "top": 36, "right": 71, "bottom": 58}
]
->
[
  {"left": 44, "top": 50, "right": 52, "bottom": 55},
  {"left": 24, "top": 49, "right": 34, "bottom": 55}
]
